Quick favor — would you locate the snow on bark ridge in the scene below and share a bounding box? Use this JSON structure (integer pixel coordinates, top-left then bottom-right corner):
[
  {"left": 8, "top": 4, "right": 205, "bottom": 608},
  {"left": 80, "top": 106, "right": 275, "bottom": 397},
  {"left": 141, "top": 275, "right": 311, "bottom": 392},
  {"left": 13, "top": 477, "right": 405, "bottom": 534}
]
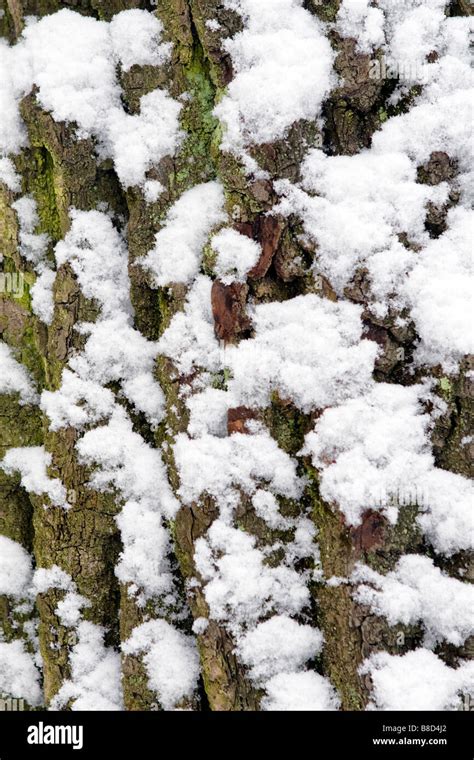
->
[
  {"left": 0, "top": 554, "right": 121, "bottom": 709},
  {"left": 33, "top": 565, "right": 122, "bottom": 710},
  {"left": 11, "top": 195, "right": 54, "bottom": 324},
  {"left": 0, "top": 539, "right": 41, "bottom": 707},
  {"left": 141, "top": 182, "right": 226, "bottom": 287},
  {"left": 1, "top": 445, "right": 67, "bottom": 507},
  {"left": 0, "top": 536, "right": 33, "bottom": 598},
  {"left": 0, "top": 9, "right": 181, "bottom": 190},
  {"left": 123, "top": 621, "right": 200, "bottom": 710},
  {"left": 302, "top": 382, "right": 474, "bottom": 555},
  {"left": 214, "top": 0, "right": 335, "bottom": 172},
  {"left": 160, "top": 294, "right": 353, "bottom": 704},
  {"left": 262, "top": 671, "right": 341, "bottom": 711},
  {"left": 51, "top": 622, "right": 124, "bottom": 711},
  {"left": 275, "top": 8, "right": 473, "bottom": 371},
  {"left": 35, "top": 207, "right": 194, "bottom": 693},
  {"left": 210, "top": 227, "right": 262, "bottom": 285},
  {"left": 352, "top": 556, "right": 474, "bottom": 648},
  {"left": 42, "top": 209, "right": 165, "bottom": 429},
  {"left": 360, "top": 649, "right": 474, "bottom": 711},
  {"left": 0, "top": 342, "right": 38, "bottom": 404},
  {"left": 0, "top": 641, "right": 42, "bottom": 707},
  {"left": 0, "top": 1, "right": 471, "bottom": 713},
  {"left": 224, "top": 295, "right": 378, "bottom": 412}
]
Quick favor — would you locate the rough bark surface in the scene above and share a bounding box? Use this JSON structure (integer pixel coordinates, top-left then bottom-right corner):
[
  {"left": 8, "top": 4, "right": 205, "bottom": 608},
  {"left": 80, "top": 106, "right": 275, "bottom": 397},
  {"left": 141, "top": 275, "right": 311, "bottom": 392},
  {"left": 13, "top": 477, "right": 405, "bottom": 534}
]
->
[{"left": 0, "top": 0, "right": 471, "bottom": 712}]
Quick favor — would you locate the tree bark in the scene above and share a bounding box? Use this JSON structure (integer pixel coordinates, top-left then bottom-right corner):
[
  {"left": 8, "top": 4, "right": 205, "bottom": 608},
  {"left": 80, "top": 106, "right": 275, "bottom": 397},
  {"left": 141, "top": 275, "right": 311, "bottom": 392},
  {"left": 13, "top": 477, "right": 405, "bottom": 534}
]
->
[{"left": 0, "top": 0, "right": 471, "bottom": 711}]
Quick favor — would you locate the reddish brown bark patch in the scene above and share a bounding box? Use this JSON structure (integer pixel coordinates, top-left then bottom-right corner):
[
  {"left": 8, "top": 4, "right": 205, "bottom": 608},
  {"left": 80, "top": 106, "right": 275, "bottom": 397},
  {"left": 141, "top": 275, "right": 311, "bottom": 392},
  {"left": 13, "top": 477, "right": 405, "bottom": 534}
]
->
[
  {"left": 350, "top": 510, "right": 387, "bottom": 557},
  {"left": 235, "top": 216, "right": 285, "bottom": 280},
  {"left": 250, "top": 216, "right": 285, "bottom": 279},
  {"left": 227, "top": 406, "right": 258, "bottom": 435},
  {"left": 211, "top": 280, "right": 251, "bottom": 343}
]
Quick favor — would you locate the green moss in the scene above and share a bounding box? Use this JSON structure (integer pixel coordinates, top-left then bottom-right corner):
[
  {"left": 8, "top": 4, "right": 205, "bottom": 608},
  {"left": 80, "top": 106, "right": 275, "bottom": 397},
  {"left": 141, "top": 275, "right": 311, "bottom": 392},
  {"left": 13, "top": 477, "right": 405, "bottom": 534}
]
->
[
  {"left": 27, "top": 147, "right": 62, "bottom": 243},
  {"left": 264, "top": 393, "right": 309, "bottom": 456},
  {"left": 439, "top": 376, "right": 453, "bottom": 397},
  {"left": 306, "top": 0, "right": 341, "bottom": 23},
  {"left": 174, "top": 38, "right": 220, "bottom": 193},
  {"left": 19, "top": 322, "right": 46, "bottom": 389}
]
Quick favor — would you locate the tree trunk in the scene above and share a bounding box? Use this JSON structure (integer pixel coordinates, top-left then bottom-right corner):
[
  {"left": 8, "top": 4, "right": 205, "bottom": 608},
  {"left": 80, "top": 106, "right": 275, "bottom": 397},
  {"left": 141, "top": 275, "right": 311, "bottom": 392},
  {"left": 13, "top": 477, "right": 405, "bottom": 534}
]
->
[{"left": 0, "top": 0, "right": 472, "bottom": 712}]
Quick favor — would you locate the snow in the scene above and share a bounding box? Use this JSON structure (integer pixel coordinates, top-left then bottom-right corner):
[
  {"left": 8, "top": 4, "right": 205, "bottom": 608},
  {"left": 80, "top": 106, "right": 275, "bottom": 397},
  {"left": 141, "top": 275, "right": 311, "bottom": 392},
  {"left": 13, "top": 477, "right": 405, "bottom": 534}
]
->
[
  {"left": 77, "top": 408, "right": 177, "bottom": 520},
  {"left": 353, "top": 555, "right": 474, "bottom": 648},
  {"left": 32, "top": 565, "right": 120, "bottom": 710},
  {"left": 252, "top": 489, "right": 290, "bottom": 530},
  {"left": 0, "top": 0, "right": 471, "bottom": 715},
  {"left": 33, "top": 564, "right": 75, "bottom": 595},
  {"left": 121, "top": 373, "right": 166, "bottom": 428},
  {"left": 192, "top": 617, "right": 208, "bottom": 635},
  {"left": 274, "top": 10, "right": 473, "bottom": 370},
  {"left": 55, "top": 592, "right": 90, "bottom": 628},
  {"left": 157, "top": 275, "right": 222, "bottom": 376},
  {"left": 123, "top": 621, "right": 200, "bottom": 710},
  {"left": 0, "top": 640, "right": 42, "bottom": 706},
  {"left": 262, "top": 671, "right": 340, "bottom": 711},
  {"left": 303, "top": 383, "right": 473, "bottom": 554},
  {"left": 0, "top": 156, "right": 20, "bottom": 191},
  {"left": 30, "top": 268, "right": 55, "bottom": 325},
  {"left": 0, "top": 10, "right": 182, "bottom": 189},
  {"left": 275, "top": 150, "right": 449, "bottom": 295},
  {"left": 336, "top": 0, "right": 385, "bottom": 52},
  {"left": 303, "top": 383, "right": 433, "bottom": 523},
  {"left": 225, "top": 295, "right": 378, "bottom": 413},
  {"left": 115, "top": 500, "right": 175, "bottom": 600},
  {"left": 0, "top": 342, "right": 38, "bottom": 404},
  {"left": 41, "top": 370, "right": 115, "bottom": 431},
  {"left": 361, "top": 649, "right": 474, "bottom": 711},
  {"left": 11, "top": 195, "right": 55, "bottom": 324},
  {"left": 210, "top": 227, "right": 261, "bottom": 284},
  {"left": 52, "top": 621, "right": 123, "bottom": 711},
  {"left": 176, "top": 395, "right": 324, "bottom": 702},
  {"left": 415, "top": 468, "right": 474, "bottom": 557},
  {"left": 0, "top": 40, "right": 28, "bottom": 156},
  {"left": 71, "top": 315, "right": 165, "bottom": 427},
  {"left": 33, "top": 565, "right": 90, "bottom": 627},
  {"left": 174, "top": 431, "right": 303, "bottom": 508},
  {"left": 76, "top": 408, "right": 179, "bottom": 601},
  {"left": 143, "top": 179, "right": 165, "bottom": 203},
  {"left": 11, "top": 196, "right": 49, "bottom": 266},
  {"left": 187, "top": 388, "right": 229, "bottom": 438},
  {"left": 106, "top": 88, "right": 182, "bottom": 189},
  {"left": 45, "top": 209, "right": 165, "bottom": 427},
  {"left": 194, "top": 520, "right": 311, "bottom": 637},
  {"left": 236, "top": 615, "right": 323, "bottom": 683},
  {"left": 1, "top": 446, "right": 67, "bottom": 506},
  {"left": 37, "top": 207, "right": 179, "bottom": 609},
  {"left": 141, "top": 182, "right": 226, "bottom": 287},
  {"left": 54, "top": 209, "right": 130, "bottom": 315},
  {"left": 214, "top": 0, "right": 335, "bottom": 171},
  {"left": 206, "top": 20, "right": 221, "bottom": 32},
  {"left": 377, "top": 1, "right": 449, "bottom": 70},
  {"left": 0, "top": 536, "right": 32, "bottom": 598},
  {"left": 404, "top": 207, "right": 474, "bottom": 369},
  {"left": 109, "top": 9, "right": 171, "bottom": 72}
]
